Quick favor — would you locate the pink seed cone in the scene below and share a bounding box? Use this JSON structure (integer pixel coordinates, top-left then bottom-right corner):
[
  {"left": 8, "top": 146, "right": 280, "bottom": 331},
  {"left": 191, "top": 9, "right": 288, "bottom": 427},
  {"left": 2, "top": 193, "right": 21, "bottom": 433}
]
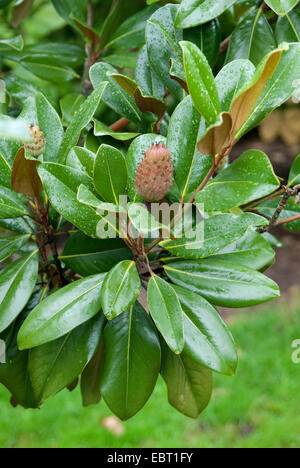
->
[{"left": 135, "top": 143, "right": 174, "bottom": 202}]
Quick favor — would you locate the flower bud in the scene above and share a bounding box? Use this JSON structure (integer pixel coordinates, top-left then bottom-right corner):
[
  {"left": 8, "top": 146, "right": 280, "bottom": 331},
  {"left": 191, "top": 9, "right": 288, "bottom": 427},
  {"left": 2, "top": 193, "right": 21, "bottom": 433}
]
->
[
  {"left": 24, "top": 124, "right": 46, "bottom": 157},
  {"left": 135, "top": 143, "right": 174, "bottom": 202}
]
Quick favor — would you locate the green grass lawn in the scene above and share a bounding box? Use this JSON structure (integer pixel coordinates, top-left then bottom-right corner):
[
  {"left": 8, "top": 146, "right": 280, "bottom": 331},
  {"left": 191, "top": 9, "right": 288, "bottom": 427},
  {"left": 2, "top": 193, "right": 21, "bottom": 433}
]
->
[{"left": 0, "top": 297, "right": 300, "bottom": 448}]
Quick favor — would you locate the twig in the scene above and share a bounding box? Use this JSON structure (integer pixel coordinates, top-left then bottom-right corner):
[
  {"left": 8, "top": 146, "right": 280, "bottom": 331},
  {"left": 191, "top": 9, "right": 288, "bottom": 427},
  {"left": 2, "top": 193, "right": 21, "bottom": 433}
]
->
[
  {"left": 259, "top": 185, "right": 300, "bottom": 232},
  {"left": 188, "top": 158, "right": 217, "bottom": 205},
  {"left": 32, "top": 196, "right": 67, "bottom": 287},
  {"left": 276, "top": 214, "right": 300, "bottom": 226}
]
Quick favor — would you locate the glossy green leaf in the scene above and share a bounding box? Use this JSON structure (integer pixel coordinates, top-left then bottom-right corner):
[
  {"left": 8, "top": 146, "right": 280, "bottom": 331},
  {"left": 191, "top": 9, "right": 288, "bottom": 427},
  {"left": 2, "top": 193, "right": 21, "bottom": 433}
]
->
[
  {"left": 211, "top": 229, "right": 275, "bottom": 271},
  {"left": 51, "top": 0, "right": 85, "bottom": 24},
  {"left": 101, "top": 303, "right": 161, "bottom": 420},
  {"left": 80, "top": 342, "right": 104, "bottom": 407},
  {"left": 38, "top": 163, "right": 102, "bottom": 237},
  {"left": 101, "top": 260, "right": 141, "bottom": 320},
  {"left": 0, "top": 250, "right": 39, "bottom": 333},
  {"left": 0, "top": 217, "right": 33, "bottom": 235},
  {"left": 183, "top": 19, "right": 221, "bottom": 67},
  {"left": 0, "top": 35, "right": 23, "bottom": 51},
  {"left": 0, "top": 151, "right": 12, "bottom": 188},
  {"left": 173, "top": 285, "right": 237, "bottom": 375},
  {"left": 18, "top": 274, "right": 106, "bottom": 350},
  {"left": 12, "top": 43, "right": 85, "bottom": 68},
  {"left": 98, "top": 0, "right": 127, "bottom": 47},
  {"left": 0, "top": 234, "right": 30, "bottom": 262},
  {"left": 0, "top": 186, "right": 29, "bottom": 219},
  {"left": 60, "top": 232, "right": 132, "bottom": 277},
  {"left": 276, "top": 8, "right": 300, "bottom": 42},
  {"left": 175, "top": 0, "right": 236, "bottom": 29},
  {"left": 262, "top": 231, "right": 283, "bottom": 248},
  {"left": 265, "top": 0, "right": 298, "bottom": 16},
  {"left": 93, "top": 120, "right": 139, "bottom": 141},
  {"left": 165, "top": 258, "right": 280, "bottom": 308},
  {"left": 289, "top": 153, "right": 300, "bottom": 186},
  {"left": 93, "top": 144, "right": 128, "bottom": 204},
  {"left": 66, "top": 149, "right": 88, "bottom": 173},
  {"left": 106, "top": 5, "right": 159, "bottom": 50},
  {"left": 127, "top": 202, "right": 168, "bottom": 237},
  {"left": 73, "top": 147, "right": 96, "bottom": 177},
  {"left": 226, "top": 7, "right": 276, "bottom": 66},
  {"left": 148, "top": 275, "right": 184, "bottom": 354},
  {"left": 127, "top": 134, "right": 166, "bottom": 202},
  {"left": 161, "top": 213, "right": 268, "bottom": 259},
  {"left": 77, "top": 185, "right": 125, "bottom": 215},
  {"left": 4, "top": 75, "right": 55, "bottom": 110},
  {"left": 20, "top": 58, "right": 79, "bottom": 83},
  {"left": 161, "top": 342, "right": 213, "bottom": 418},
  {"left": 28, "top": 314, "right": 106, "bottom": 405},
  {"left": 180, "top": 41, "right": 221, "bottom": 125},
  {"left": 0, "top": 292, "right": 42, "bottom": 409},
  {"left": 76, "top": 184, "right": 104, "bottom": 209},
  {"left": 216, "top": 59, "right": 256, "bottom": 112},
  {"left": 167, "top": 96, "right": 213, "bottom": 202},
  {"left": 90, "top": 62, "right": 143, "bottom": 124},
  {"left": 146, "top": 4, "right": 184, "bottom": 101},
  {"left": 60, "top": 93, "right": 85, "bottom": 127},
  {"left": 135, "top": 45, "right": 165, "bottom": 101},
  {"left": 196, "top": 150, "right": 280, "bottom": 211},
  {"left": 103, "top": 52, "right": 138, "bottom": 69},
  {"left": 57, "top": 83, "right": 108, "bottom": 164}
]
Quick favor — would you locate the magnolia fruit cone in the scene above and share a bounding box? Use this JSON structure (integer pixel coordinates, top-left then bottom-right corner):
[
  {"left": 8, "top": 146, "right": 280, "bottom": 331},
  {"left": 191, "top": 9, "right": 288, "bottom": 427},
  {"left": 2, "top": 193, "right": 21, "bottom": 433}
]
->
[
  {"left": 135, "top": 143, "right": 174, "bottom": 202},
  {"left": 24, "top": 124, "right": 46, "bottom": 156}
]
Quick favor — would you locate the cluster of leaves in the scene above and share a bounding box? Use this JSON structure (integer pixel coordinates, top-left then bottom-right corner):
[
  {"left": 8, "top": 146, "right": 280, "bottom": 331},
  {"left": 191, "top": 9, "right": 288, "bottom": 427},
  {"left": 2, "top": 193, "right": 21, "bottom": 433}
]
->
[{"left": 0, "top": 0, "right": 300, "bottom": 420}]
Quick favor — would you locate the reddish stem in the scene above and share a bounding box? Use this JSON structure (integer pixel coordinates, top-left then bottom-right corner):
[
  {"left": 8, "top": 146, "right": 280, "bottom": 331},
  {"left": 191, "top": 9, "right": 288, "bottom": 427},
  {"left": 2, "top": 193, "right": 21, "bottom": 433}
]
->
[
  {"left": 110, "top": 118, "right": 130, "bottom": 132},
  {"left": 276, "top": 214, "right": 300, "bottom": 226}
]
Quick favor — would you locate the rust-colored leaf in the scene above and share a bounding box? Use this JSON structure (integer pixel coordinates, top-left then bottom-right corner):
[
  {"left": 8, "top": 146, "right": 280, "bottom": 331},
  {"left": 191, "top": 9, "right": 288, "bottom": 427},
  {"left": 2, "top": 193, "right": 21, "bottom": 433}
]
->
[
  {"left": 73, "top": 18, "right": 101, "bottom": 48},
  {"left": 197, "top": 113, "right": 233, "bottom": 156},
  {"left": 112, "top": 73, "right": 166, "bottom": 120},
  {"left": 230, "top": 49, "right": 283, "bottom": 137},
  {"left": 12, "top": 147, "right": 43, "bottom": 199},
  {"left": 11, "top": 0, "right": 33, "bottom": 28},
  {"left": 134, "top": 88, "right": 166, "bottom": 120}
]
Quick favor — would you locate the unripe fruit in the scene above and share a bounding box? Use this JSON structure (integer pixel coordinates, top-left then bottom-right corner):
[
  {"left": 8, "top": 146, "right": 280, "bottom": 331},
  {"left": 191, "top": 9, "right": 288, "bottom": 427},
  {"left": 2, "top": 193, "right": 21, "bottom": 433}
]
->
[
  {"left": 23, "top": 124, "right": 46, "bottom": 157},
  {"left": 135, "top": 143, "right": 174, "bottom": 202}
]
